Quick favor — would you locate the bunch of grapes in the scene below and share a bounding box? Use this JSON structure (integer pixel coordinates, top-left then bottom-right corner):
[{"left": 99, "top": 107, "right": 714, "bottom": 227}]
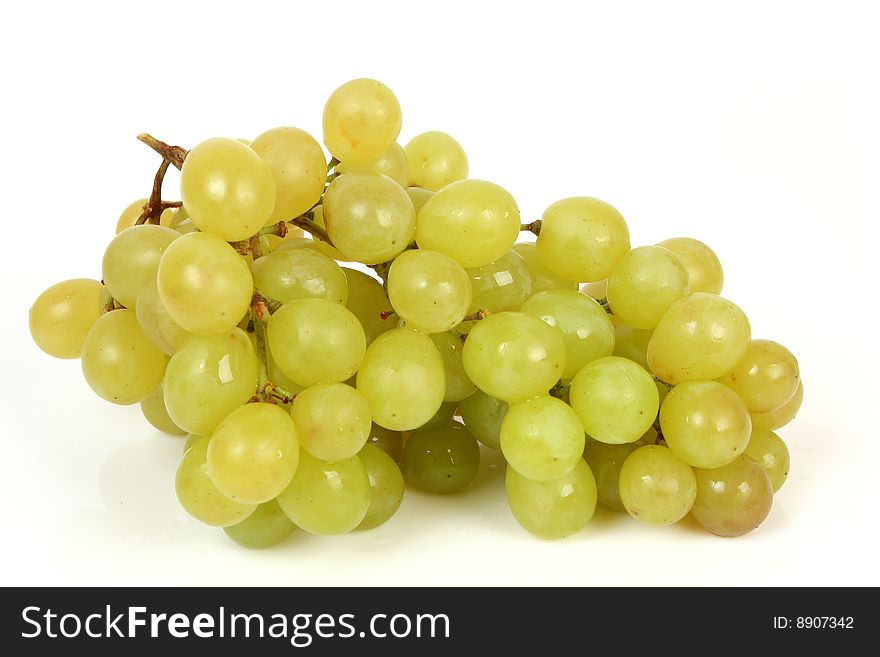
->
[{"left": 28, "top": 78, "right": 802, "bottom": 546}]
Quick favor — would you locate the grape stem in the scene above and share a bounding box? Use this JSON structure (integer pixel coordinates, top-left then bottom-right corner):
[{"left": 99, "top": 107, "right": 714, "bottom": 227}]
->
[
  {"left": 327, "top": 156, "right": 340, "bottom": 173},
  {"left": 135, "top": 158, "right": 183, "bottom": 226},
  {"left": 549, "top": 381, "right": 571, "bottom": 399},
  {"left": 462, "top": 309, "right": 492, "bottom": 322},
  {"left": 521, "top": 219, "right": 542, "bottom": 235},
  {"left": 595, "top": 296, "right": 612, "bottom": 314},
  {"left": 288, "top": 209, "right": 331, "bottom": 244},
  {"left": 137, "top": 133, "right": 188, "bottom": 170},
  {"left": 379, "top": 310, "right": 396, "bottom": 320}
]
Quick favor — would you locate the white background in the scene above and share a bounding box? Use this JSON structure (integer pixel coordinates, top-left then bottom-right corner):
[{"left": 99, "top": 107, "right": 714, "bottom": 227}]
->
[{"left": 1, "top": 0, "right": 876, "bottom": 586}]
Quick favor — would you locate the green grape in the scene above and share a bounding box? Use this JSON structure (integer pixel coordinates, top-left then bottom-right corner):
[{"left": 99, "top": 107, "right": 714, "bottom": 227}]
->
[
  {"left": 29, "top": 278, "right": 103, "bottom": 358},
  {"left": 223, "top": 499, "right": 295, "bottom": 549},
  {"left": 583, "top": 430, "right": 656, "bottom": 512},
  {"left": 81, "top": 310, "right": 167, "bottom": 405},
  {"left": 263, "top": 226, "right": 305, "bottom": 251},
  {"left": 505, "top": 459, "right": 597, "bottom": 539},
  {"left": 101, "top": 224, "right": 179, "bottom": 309},
  {"left": 175, "top": 436, "right": 256, "bottom": 527},
  {"left": 387, "top": 249, "right": 472, "bottom": 333},
  {"left": 404, "top": 131, "right": 468, "bottom": 191},
  {"left": 174, "top": 217, "right": 198, "bottom": 235},
  {"left": 412, "top": 401, "right": 458, "bottom": 433},
  {"left": 276, "top": 450, "right": 371, "bottom": 535},
  {"left": 180, "top": 138, "right": 275, "bottom": 241},
  {"left": 207, "top": 403, "right": 299, "bottom": 504},
  {"left": 403, "top": 421, "right": 480, "bottom": 494},
  {"left": 115, "top": 198, "right": 148, "bottom": 233},
  {"left": 458, "top": 389, "right": 508, "bottom": 449},
  {"left": 183, "top": 433, "right": 202, "bottom": 454},
  {"left": 322, "top": 171, "right": 416, "bottom": 264},
  {"left": 660, "top": 381, "right": 751, "bottom": 469},
  {"left": 461, "top": 311, "right": 565, "bottom": 403},
  {"left": 657, "top": 237, "right": 723, "bottom": 294},
  {"left": 612, "top": 324, "right": 652, "bottom": 370},
  {"left": 580, "top": 279, "right": 608, "bottom": 300},
  {"left": 140, "top": 382, "right": 185, "bottom": 435},
  {"left": 618, "top": 445, "right": 696, "bottom": 525},
  {"left": 267, "top": 298, "right": 366, "bottom": 387},
  {"left": 250, "top": 126, "right": 326, "bottom": 223},
  {"left": 356, "top": 327, "right": 445, "bottom": 431},
  {"left": 322, "top": 78, "right": 402, "bottom": 165},
  {"left": 569, "top": 356, "right": 659, "bottom": 444},
  {"left": 536, "top": 197, "right": 631, "bottom": 282},
  {"left": 342, "top": 268, "right": 394, "bottom": 345},
  {"left": 367, "top": 423, "right": 404, "bottom": 462},
  {"left": 751, "top": 380, "right": 804, "bottom": 430},
  {"left": 157, "top": 232, "right": 254, "bottom": 336},
  {"left": 274, "top": 229, "right": 347, "bottom": 263},
  {"left": 291, "top": 383, "right": 371, "bottom": 461},
  {"left": 251, "top": 248, "right": 348, "bottom": 305},
  {"left": 512, "top": 242, "right": 579, "bottom": 293},
  {"left": 744, "top": 427, "right": 790, "bottom": 492},
  {"left": 163, "top": 328, "right": 259, "bottom": 435},
  {"left": 406, "top": 186, "right": 434, "bottom": 213},
  {"left": 500, "top": 395, "right": 585, "bottom": 481},
  {"left": 466, "top": 249, "right": 533, "bottom": 314},
  {"left": 718, "top": 339, "right": 800, "bottom": 413},
  {"left": 429, "top": 332, "right": 476, "bottom": 402},
  {"left": 520, "top": 289, "right": 615, "bottom": 381},
  {"left": 358, "top": 444, "right": 405, "bottom": 529},
  {"left": 135, "top": 278, "right": 192, "bottom": 355},
  {"left": 691, "top": 456, "right": 773, "bottom": 537},
  {"left": 606, "top": 246, "right": 690, "bottom": 329},
  {"left": 159, "top": 206, "right": 182, "bottom": 228},
  {"left": 337, "top": 142, "right": 408, "bottom": 188},
  {"left": 416, "top": 180, "right": 521, "bottom": 268}
]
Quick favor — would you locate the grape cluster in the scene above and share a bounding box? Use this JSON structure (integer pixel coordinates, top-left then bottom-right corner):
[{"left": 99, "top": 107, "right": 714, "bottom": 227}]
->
[{"left": 29, "top": 78, "right": 802, "bottom": 545}]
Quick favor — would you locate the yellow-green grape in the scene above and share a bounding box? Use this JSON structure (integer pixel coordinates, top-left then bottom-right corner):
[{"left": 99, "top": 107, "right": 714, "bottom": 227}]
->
[
  {"left": 276, "top": 450, "right": 371, "bottom": 535},
  {"left": 322, "top": 172, "right": 416, "bottom": 264},
  {"left": 751, "top": 380, "right": 804, "bottom": 430},
  {"left": 387, "top": 250, "right": 472, "bottom": 333},
  {"left": 647, "top": 293, "right": 751, "bottom": 384},
  {"left": 175, "top": 437, "right": 255, "bottom": 527},
  {"left": 274, "top": 230, "right": 347, "bottom": 264},
  {"left": 429, "top": 332, "right": 476, "bottom": 402},
  {"left": 416, "top": 180, "right": 521, "bottom": 268},
  {"left": 267, "top": 299, "right": 366, "bottom": 387},
  {"left": 512, "top": 242, "right": 579, "bottom": 293},
  {"left": 322, "top": 78, "right": 402, "bottom": 165},
  {"left": 207, "top": 403, "right": 299, "bottom": 504},
  {"left": 250, "top": 126, "right": 326, "bottom": 223},
  {"left": 500, "top": 396, "right": 585, "bottom": 481},
  {"left": 505, "top": 459, "right": 597, "bottom": 539},
  {"left": 618, "top": 445, "right": 696, "bottom": 525},
  {"left": 403, "top": 421, "right": 480, "bottom": 494},
  {"left": 342, "top": 268, "right": 394, "bottom": 345},
  {"left": 406, "top": 186, "right": 434, "bottom": 213},
  {"left": 157, "top": 232, "right": 254, "bottom": 336},
  {"left": 140, "top": 383, "right": 185, "bottom": 435},
  {"left": 744, "top": 427, "right": 790, "bottom": 492},
  {"left": 367, "top": 424, "right": 404, "bottom": 462},
  {"left": 462, "top": 311, "right": 565, "bottom": 403},
  {"left": 458, "top": 389, "right": 508, "bottom": 449},
  {"left": 657, "top": 237, "right": 723, "bottom": 294},
  {"left": 520, "top": 289, "right": 615, "bottom": 381},
  {"left": 404, "top": 131, "right": 468, "bottom": 191},
  {"left": 263, "top": 226, "right": 305, "bottom": 251},
  {"left": 691, "top": 456, "right": 773, "bottom": 537},
  {"left": 413, "top": 401, "right": 458, "bottom": 433},
  {"left": 358, "top": 444, "right": 405, "bottom": 530},
  {"left": 607, "top": 246, "right": 690, "bottom": 329},
  {"left": 569, "top": 356, "right": 659, "bottom": 444},
  {"left": 135, "top": 278, "right": 192, "bottom": 355},
  {"left": 583, "top": 430, "right": 656, "bottom": 512},
  {"left": 223, "top": 499, "right": 295, "bottom": 549},
  {"left": 718, "top": 339, "right": 800, "bottom": 413},
  {"left": 291, "top": 383, "right": 371, "bottom": 461},
  {"left": 163, "top": 328, "right": 259, "bottom": 435},
  {"left": 466, "top": 249, "right": 533, "bottom": 314},
  {"left": 101, "top": 224, "right": 179, "bottom": 309},
  {"left": 338, "top": 142, "right": 408, "bottom": 188},
  {"left": 251, "top": 248, "right": 348, "bottom": 306},
  {"left": 115, "top": 198, "right": 148, "bottom": 233},
  {"left": 580, "top": 279, "right": 608, "bottom": 300},
  {"left": 183, "top": 433, "right": 202, "bottom": 454},
  {"left": 356, "top": 327, "right": 445, "bottom": 431},
  {"left": 536, "top": 197, "right": 631, "bottom": 282},
  {"left": 81, "top": 310, "right": 167, "bottom": 404},
  {"left": 180, "top": 138, "right": 275, "bottom": 241},
  {"left": 174, "top": 217, "right": 198, "bottom": 235},
  {"left": 613, "top": 324, "right": 652, "bottom": 370},
  {"left": 29, "top": 278, "right": 103, "bottom": 358},
  {"left": 660, "top": 381, "right": 751, "bottom": 469}
]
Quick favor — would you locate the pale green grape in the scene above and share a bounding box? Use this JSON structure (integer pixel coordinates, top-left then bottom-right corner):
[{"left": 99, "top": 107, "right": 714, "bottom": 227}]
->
[
  {"left": 500, "top": 395, "right": 585, "bottom": 481},
  {"left": 157, "top": 232, "right": 254, "bottom": 336},
  {"left": 580, "top": 279, "right": 608, "bottom": 299},
  {"left": 583, "top": 430, "right": 656, "bottom": 512},
  {"left": 291, "top": 383, "right": 371, "bottom": 461},
  {"left": 691, "top": 456, "right": 773, "bottom": 537},
  {"left": 337, "top": 142, "right": 408, "bottom": 188},
  {"left": 368, "top": 424, "right": 404, "bottom": 462},
  {"left": 180, "top": 138, "right": 275, "bottom": 241},
  {"left": 429, "top": 332, "right": 476, "bottom": 402},
  {"left": 406, "top": 186, "right": 434, "bottom": 213},
  {"left": 267, "top": 298, "right": 366, "bottom": 387},
  {"left": 607, "top": 246, "right": 690, "bottom": 329},
  {"left": 461, "top": 311, "right": 565, "bottom": 403},
  {"left": 356, "top": 327, "right": 445, "bottom": 431},
  {"left": 466, "top": 249, "right": 533, "bottom": 314},
  {"left": 115, "top": 198, "right": 148, "bottom": 233},
  {"left": 358, "top": 444, "right": 405, "bottom": 529},
  {"left": 223, "top": 499, "right": 295, "bottom": 549},
  {"left": 718, "top": 339, "right": 800, "bottom": 413},
  {"left": 618, "top": 445, "right": 696, "bottom": 525},
  {"left": 404, "top": 131, "right": 468, "bottom": 191},
  {"left": 403, "top": 421, "right": 480, "bottom": 494},
  {"left": 29, "top": 278, "right": 103, "bottom": 358},
  {"left": 412, "top": 401, "right": 458, "bottom": 433},
  {"left": 657, "top": 237, "right": 723, "bottom": 294},
  {"left": 274, "top": 226, "right": 347, "bottom": 262},
  {"left": 183, "top": 433, "right": 202, "bottom": 454},
  {"left": 263, "top": 226, "right": 305, "bottom": 251},
  {"left": 569, "top": 356, "right": 659, "bottom": 444},
  {"left": 458, "top": 389, "right": 508, "bottom": 449},
  {"left": 751, "top": 380, "right": 804, "bottom": 430},
  {"left": 343, "top": 268, "right": 395, "bottom": 345},
  {"left": 159, "top": 206, "right": 182, "bottom": 228},
  {"left": 520, "top": 289, "right": 615, "bottom": 381},
  {"left": 102, "top": 224, "right": 179, "bottom": 309},
  {"left": 135, "top": 278, "right": 192, "bottom": 355},
  {"left": 174, "top": 218, "right": 198, "bottom": 235},
  {"left": 140, "top": 383, "right": 185, "bottom": 435},
  {"left": 536, "top": 197, "right": 630, "bottom": 282},
  {"left": 512, "top": 242, "right": 579, "bottom": 293},
  {"left": 613, "top": 324, "right": 652, "bottom": 370},
  {"left": 276, "top": 450, "right": 371, "bottom": 535},
  {"left": 251, "top": 248, "right": 348, "bottom": 305},
  {"left": 323, "top": 78, "right": 402, "bottom": 165},
  {"left": 744, "top": 427, "right": 790, "bottom": 492},
  {"left": 660, "top": 381, "right": 751, "bottom": 469},
  {"left": 387, "top": 249, "right": 472, "bottom": 333},
  {"left": 163, "top": 328, "right": 259, "bottom": 435},
  {"left": 505, "top": 459, "right": 597, "bottom": 539}
]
